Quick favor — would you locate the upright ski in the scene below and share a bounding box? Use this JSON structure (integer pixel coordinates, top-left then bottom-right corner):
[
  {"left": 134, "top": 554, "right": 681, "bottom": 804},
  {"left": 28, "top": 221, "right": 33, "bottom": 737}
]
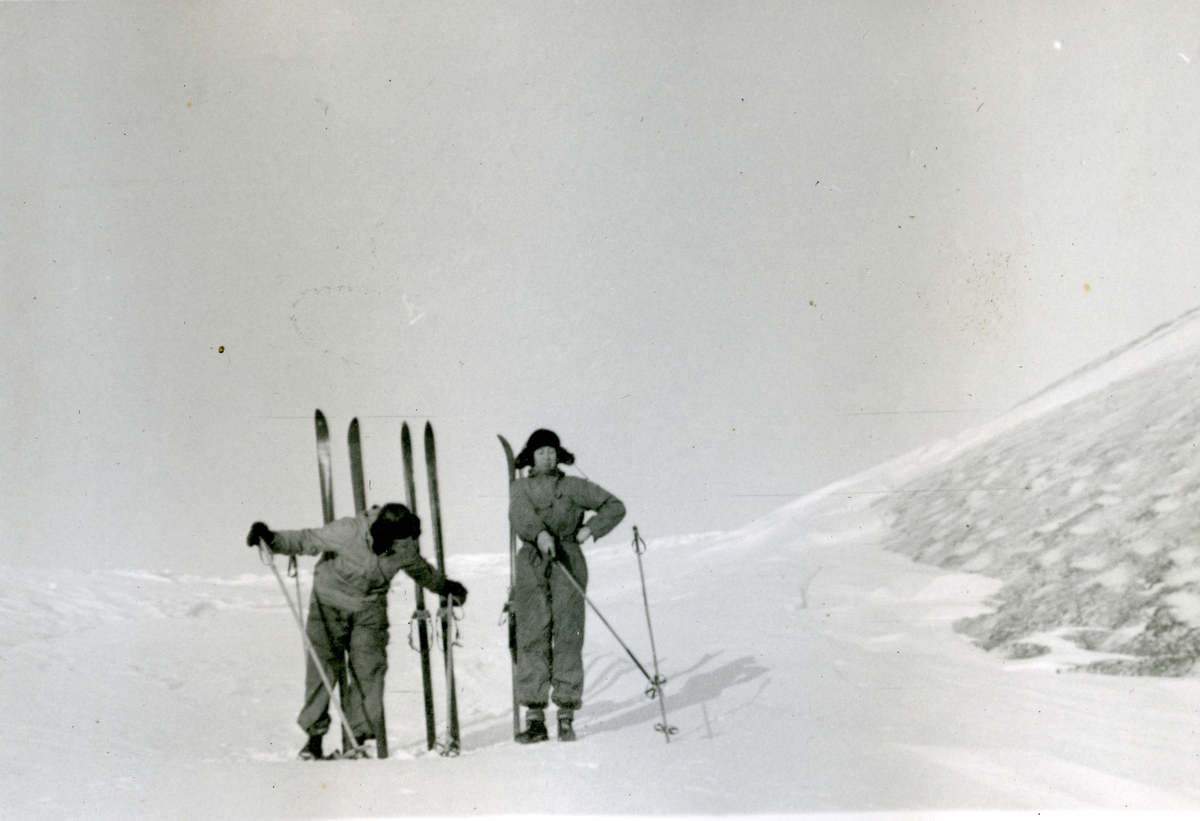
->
[
  {"left": 305, "top": 410, "right": 338, "bottom": 625},
  {"left": 308, "top": 410, "right": 367, "bottom": 761},
  {"left": 315, "top": 411, "right": 335, "bottom": 526},
  {"left": 347, "top": 418, "right": 367, "bottom": 517},
  {"left": 346, "top": 417, "right": 388, "bottom": 759},
  {"left": 402, "top": 423, "right": 437, "bottom": 751},
  {"left": 425, "top": 422, "right": 460, "bottom": 755},
  {"left": 307, "top": 411, "right": 338, "bottom": 626},
  {"left": 498, "top": 435, "right": 520, "bottom": 740}
]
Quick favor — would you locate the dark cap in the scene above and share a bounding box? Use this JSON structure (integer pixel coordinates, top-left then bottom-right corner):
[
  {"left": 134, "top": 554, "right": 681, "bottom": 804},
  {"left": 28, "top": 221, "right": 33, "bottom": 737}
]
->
[{"left": 515, "top": 428, "right": 575, "bottom": 469}]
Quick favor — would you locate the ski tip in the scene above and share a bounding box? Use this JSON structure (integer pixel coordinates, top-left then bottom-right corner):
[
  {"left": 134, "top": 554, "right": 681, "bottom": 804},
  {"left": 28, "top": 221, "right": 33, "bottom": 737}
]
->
[
  {"left": 498, "top": 435, "right": 515, "bottom": 462},
  {"left": 315, "top": 409, "right": 329, "bottom": 432}
]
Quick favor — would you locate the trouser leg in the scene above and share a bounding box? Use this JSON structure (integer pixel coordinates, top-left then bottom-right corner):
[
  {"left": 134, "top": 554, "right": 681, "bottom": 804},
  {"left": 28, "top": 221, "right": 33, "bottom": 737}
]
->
[
  {"left": 346, "top": 604, "right": 390, "bottom": 744},
  {"left": 514, "top": 545, "right": 552, "bottom": 707},
  {"left": 297, "top": 598, "right": 351, "bottom": 737},
  {"left": 341, "top": 677, "right": 365, "bottom": 738},
  {"left": 549, "top": 543, "right": 588, "bottom": 710}
]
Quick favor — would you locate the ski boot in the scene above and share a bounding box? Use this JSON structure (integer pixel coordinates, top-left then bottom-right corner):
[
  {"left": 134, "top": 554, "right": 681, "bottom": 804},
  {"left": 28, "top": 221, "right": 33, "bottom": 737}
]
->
[
  {"left": 515, "top": 718, "right": 549, "bottom": 744},
  {"left": 557, "top": 716, "right": 576, "bottom": 742},
  {"left": 298, "top": 735, "right": 324, "bottom": 761}
]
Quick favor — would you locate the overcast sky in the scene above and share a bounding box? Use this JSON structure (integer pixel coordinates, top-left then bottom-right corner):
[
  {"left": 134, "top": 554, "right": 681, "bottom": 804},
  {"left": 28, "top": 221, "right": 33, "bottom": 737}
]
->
[{"left": 4, "top": 2, "right": 1199, "bottom": 574}]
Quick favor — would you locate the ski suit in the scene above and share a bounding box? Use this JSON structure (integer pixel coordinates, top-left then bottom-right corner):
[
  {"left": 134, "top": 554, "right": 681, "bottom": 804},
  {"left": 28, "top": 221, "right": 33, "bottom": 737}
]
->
[
  {"left": 509, "top": 469, "right": 625, "bottom": 711},
  {"left": 269, "top": 508, "right": 446, "bottom": 742}
]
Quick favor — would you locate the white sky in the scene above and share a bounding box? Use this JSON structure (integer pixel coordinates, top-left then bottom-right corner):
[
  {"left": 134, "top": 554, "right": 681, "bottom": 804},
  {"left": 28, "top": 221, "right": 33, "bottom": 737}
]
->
[{"left": 3, "top": 2, "right": 1199, "bottom": 574}]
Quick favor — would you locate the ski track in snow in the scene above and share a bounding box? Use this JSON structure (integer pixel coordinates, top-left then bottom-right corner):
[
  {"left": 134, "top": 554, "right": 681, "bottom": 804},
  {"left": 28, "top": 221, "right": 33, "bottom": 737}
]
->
[{"left": 11, "top": 309, "right": 1200, "bottom": 818}]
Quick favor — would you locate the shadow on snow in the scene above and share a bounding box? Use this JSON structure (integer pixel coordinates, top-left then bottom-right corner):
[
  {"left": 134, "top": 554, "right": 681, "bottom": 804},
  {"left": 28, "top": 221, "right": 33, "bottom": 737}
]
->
[{"left": 452, "top": 652, "right": 769, "bottom": 751}]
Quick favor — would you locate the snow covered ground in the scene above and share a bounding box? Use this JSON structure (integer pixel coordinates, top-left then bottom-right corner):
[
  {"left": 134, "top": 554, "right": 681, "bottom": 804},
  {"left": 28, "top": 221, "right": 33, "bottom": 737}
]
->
[{"left": 8, "top": 310, "right": 1200, "bottom": 819}]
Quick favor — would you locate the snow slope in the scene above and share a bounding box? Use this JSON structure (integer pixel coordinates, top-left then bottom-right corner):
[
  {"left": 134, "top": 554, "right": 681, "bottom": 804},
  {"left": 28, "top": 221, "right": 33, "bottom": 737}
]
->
[
  {"left": 873, "top": 306, "right": 1200, "bottom": 675},
  {"left": 8, "top": 309, "right": 1200, "bottom": 818}
]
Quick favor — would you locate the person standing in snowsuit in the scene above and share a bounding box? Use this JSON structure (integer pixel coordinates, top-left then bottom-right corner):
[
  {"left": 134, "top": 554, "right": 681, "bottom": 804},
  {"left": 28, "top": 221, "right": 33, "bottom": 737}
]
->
[
  {"left": 246, "top": 503, "right": 467, "bottom": 760},
  {"left": 508, "top": 429, "right": 625, "bottom": 742}
]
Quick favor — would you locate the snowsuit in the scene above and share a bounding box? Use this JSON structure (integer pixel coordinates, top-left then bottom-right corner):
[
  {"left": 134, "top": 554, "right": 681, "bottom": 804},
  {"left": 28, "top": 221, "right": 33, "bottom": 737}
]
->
[
  {"left": 509, "top": 469, "right": 625, "bottom": 711},
  {"left": 269, "top": 508, "right": 445, "bottom": 742}
]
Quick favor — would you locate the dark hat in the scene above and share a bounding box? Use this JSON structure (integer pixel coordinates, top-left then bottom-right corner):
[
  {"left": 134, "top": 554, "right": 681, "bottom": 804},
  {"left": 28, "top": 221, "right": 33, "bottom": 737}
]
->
[
  {"left": 515, "top": 428, "right": 575, "bottom": 469},
  {"left": 370, "top": 502, "right": 421, "bottom": 554}
]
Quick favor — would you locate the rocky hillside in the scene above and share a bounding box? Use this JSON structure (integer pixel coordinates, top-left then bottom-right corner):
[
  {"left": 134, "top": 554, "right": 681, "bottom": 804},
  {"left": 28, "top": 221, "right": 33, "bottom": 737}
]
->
[{"left": 878, "top": 309, "right": 1200, "bottom": 676}]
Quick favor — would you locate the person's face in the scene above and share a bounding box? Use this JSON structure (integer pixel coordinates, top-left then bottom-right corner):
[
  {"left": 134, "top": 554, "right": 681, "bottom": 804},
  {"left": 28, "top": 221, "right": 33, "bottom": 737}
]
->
[{"left": 533, "top": 445, "right": 558, "bottom": 472}]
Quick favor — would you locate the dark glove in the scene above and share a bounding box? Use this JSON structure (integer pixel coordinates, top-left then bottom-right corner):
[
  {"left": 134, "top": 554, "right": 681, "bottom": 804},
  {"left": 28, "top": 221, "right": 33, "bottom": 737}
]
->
[
  {"left": 246, "top": 521, "right": 275, "bottom": 548},
  {"left": 440, "top": 579, "right": 468, "bottom": 606}
]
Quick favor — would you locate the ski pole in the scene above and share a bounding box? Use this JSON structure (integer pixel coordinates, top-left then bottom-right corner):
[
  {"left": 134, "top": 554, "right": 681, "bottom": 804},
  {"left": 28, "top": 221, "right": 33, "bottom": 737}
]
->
[
  {"left": 550, "top": 560, "right": 659, "bottom": 691},
  {"left": 632, "top": 527, "right": 677, "bottom": 742},
  {"left": 257, "top": 542, "right": 365, "bottom": 759},
  {"left": 288, "top": 555, "right": 304, "bottom": 626}
]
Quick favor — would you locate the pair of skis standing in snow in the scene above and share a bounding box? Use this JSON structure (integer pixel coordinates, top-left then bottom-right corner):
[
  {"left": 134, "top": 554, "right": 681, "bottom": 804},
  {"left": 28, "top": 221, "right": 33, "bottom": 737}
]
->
[
  {"left": 248, "top": 416, "right": 674, "bottom": 760},
  {"left": 248, "top": 415, "right": 466, "bottom": 760}
]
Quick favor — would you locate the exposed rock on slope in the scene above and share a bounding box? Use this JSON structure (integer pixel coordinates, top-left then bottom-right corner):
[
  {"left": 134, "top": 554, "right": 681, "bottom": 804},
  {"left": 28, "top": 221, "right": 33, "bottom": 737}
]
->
[{"left": 878, "top": 308, "right": 1200, "bottom": 675}]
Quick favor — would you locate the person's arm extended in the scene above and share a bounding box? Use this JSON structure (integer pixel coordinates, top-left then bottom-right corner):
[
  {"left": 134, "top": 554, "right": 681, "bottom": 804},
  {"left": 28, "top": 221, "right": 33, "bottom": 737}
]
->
[
  {"left": 390, "top": 537, "right": 446, "bottom": 591},
  {"left": 270, "top": 518, "right": 359, "bottom": 557},
  {"left": 391, "top": 538, "right": 468, "bottom": 604}
]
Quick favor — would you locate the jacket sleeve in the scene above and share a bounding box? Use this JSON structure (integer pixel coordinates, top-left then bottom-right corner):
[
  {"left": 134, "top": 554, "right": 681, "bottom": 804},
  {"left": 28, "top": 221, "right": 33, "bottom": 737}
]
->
[
  {"left": 573, "top": 479, "right": 626, "bottom": 540},
  {"left": 270, "top": 518, "right": 358, "bottom": 557},
  {"left": 391, "top": 537, "right": 447, "bottom": 592},
  {"left": 509, "top": 482, "right": 547, "bottom": 543}
]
